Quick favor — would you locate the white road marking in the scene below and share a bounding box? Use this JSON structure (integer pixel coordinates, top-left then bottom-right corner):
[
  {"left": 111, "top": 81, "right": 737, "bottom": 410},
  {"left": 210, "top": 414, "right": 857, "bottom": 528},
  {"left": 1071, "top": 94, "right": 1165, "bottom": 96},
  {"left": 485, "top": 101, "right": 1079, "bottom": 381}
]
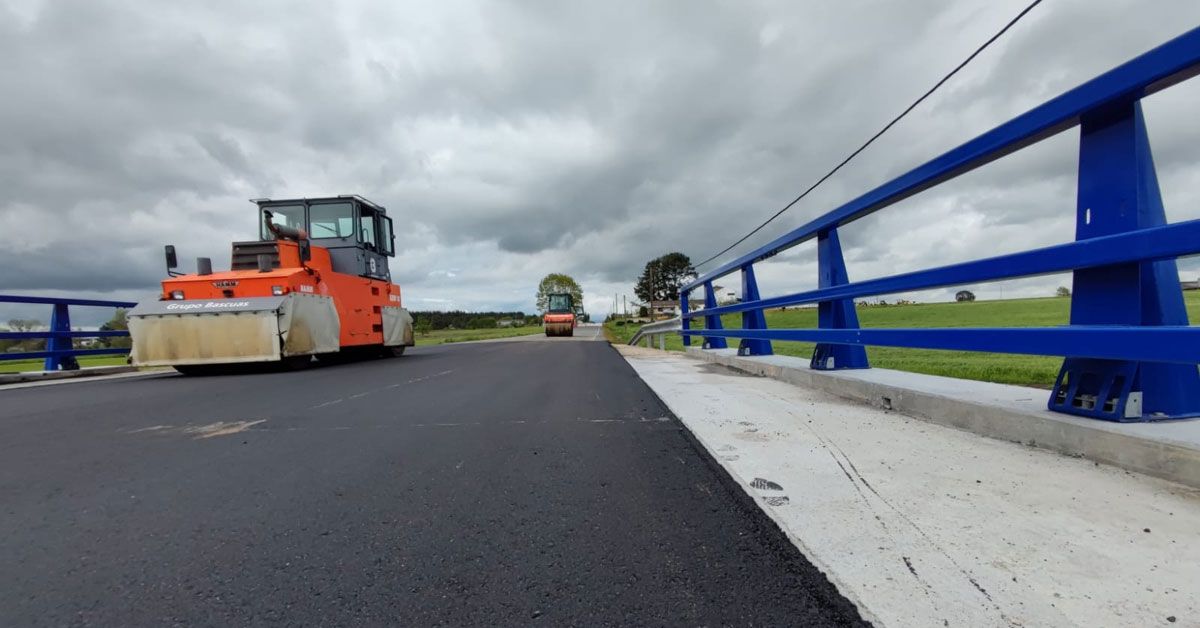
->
[
  {"left": 577, "top": 416, "right": 672, "bottom": 423},
  {"left": 186, "top": 420, "right": 267, "bottom": 439},
  {"left": 124, "top": 425, "right": 173, "bottom": 433},
  {"left": 123, "top": 420, "right": 267, "bottom": 439},
  {"left": 406, "top": 369, "right": 454, "bottom": 384}
]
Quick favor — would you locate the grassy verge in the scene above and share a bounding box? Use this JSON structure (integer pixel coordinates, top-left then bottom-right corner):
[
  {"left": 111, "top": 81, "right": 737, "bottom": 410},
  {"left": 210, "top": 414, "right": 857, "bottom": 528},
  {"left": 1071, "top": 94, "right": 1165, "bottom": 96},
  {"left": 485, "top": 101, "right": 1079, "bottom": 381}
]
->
[
  {"left": 606, "top": 293, "right": 1200, "bottom": 388},
  {"left": 414, "top": 326, "right": 544, "bottom": 346},
  {"left": 0, "top": 354, "right": 130, "bottom": 374}
]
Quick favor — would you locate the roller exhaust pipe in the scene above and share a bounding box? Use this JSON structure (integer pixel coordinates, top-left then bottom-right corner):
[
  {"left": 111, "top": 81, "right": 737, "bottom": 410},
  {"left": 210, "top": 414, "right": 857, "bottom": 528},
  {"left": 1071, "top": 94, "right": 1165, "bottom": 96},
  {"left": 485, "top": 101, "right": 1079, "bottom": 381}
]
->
[{"left": 262, "top": 209, "right": 308, "bottom": 241}]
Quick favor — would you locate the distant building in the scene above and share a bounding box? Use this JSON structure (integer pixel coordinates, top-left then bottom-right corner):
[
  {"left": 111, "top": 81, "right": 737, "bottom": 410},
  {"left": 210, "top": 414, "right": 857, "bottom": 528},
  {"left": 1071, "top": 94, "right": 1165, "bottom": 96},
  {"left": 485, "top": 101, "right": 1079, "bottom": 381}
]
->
[
  {"left": 649, "top": 299, "right": 705, "bottom": 318},
  {"left": 1182, "top": 280, "right": 1200, "bottom": 291}
]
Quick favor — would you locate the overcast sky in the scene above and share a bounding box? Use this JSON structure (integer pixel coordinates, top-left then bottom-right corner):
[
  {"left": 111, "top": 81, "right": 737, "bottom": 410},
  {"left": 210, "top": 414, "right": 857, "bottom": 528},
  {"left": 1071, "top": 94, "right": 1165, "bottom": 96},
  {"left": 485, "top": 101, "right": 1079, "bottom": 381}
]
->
[{"left": 2, "top": 0, "right": 1200, "bottom": 325}]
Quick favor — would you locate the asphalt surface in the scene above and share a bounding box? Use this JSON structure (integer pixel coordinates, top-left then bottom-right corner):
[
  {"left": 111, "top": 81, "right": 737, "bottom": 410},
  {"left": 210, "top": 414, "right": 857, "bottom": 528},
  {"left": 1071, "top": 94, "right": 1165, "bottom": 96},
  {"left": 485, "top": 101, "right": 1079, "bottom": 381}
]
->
[{"left": 1, "top": 332, "right": 866, "bottom": 627}]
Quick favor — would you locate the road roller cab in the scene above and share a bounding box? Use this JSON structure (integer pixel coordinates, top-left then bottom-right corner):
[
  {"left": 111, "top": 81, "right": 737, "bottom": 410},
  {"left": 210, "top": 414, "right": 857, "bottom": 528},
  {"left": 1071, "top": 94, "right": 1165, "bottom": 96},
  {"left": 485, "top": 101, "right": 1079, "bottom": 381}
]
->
[{"left": 129, "top": 196, "right": 414, "bottom": 373}]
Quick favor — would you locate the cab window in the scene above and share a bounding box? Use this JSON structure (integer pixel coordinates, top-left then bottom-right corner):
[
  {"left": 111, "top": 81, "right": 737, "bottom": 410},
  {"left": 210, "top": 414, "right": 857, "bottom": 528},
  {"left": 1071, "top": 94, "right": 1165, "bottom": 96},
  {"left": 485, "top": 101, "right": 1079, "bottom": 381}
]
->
[
  {"left": 379, "top": 216, "right": 394, "bottom": 255},
  {"left": 360, "top": 214, "right": 377, "bottom": 250},
  {"left": 309, "top": 202, "right": 355, "bottom": 238},
  {"left": 261, "top": 205, "right": 304, "bottom": 240}
]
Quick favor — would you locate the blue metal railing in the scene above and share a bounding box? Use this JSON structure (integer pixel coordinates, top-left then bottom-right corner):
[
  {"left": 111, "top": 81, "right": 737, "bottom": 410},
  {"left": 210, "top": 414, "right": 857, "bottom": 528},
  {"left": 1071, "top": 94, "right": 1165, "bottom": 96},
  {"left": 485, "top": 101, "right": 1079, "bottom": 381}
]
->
[
  {"left": 680, "top": 27, "right": 1200, "bottom": 423},
  {"left": 0, "top": 295, "right": 137, "bottom": 371}
]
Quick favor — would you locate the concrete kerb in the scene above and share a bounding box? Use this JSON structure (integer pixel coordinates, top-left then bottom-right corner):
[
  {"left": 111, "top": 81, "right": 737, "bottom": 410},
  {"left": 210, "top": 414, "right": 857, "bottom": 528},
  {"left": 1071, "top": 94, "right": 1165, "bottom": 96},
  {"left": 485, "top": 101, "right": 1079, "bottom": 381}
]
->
[
  {"left": 684, "top": 347, "right": 1200, "bottom": 489},
  {"left": 0, "top": 365, "right": 138, "bottom": 386}
]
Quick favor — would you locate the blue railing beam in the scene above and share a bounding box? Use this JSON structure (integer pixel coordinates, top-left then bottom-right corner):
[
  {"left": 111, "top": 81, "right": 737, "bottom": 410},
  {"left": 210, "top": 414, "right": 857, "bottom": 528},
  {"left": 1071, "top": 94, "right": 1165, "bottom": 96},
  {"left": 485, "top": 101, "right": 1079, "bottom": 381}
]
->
[
  {"left": 684, "top": 26, "right": 1200, "bottom": 290},
  {"left": 1, "top": 348, "right": 132, "bottom": 361},
  {"left": 0, "top": 295, "right": 137, "bottom": 308},
  {"left": 684, "top": 216, "right": 1200, "bottom": 319},
  {"left": 680, "top": 326, "right": 1200, "bottom": 365},
  {"left": 0, "top": 330, "right": 130, "bottom": 340}
]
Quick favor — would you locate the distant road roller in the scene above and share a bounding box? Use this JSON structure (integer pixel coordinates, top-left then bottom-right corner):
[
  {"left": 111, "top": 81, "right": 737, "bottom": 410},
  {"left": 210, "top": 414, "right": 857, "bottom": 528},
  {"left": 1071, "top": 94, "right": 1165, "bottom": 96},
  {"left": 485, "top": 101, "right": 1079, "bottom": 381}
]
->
[
  {"left": 543, "top": 293, "right": 576, "bottom": 337},
  {"left": 129, "top": 195, "right": 414, "bottom": 374}
]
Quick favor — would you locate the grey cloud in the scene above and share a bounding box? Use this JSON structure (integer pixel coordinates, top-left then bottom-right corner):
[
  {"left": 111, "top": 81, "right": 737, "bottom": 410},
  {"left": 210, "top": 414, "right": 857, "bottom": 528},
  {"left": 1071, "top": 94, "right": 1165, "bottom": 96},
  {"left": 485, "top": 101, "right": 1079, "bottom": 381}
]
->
[{"left": 2, "top": 0, "right": 1199, "bottom": 320}]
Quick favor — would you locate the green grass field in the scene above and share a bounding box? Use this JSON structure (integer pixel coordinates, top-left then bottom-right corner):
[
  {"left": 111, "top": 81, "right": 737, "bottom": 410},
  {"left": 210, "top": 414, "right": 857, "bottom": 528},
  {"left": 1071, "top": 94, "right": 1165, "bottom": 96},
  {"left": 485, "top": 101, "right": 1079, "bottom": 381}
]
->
[
  {"left": 0, "top": 354, "right": 130, "bottom": 374},
  {"left": 607, "top": 292, "right": 1200, "bottom": 388},
  {"left": 413, "top": 326, "right": 544, "bottom": 346}
]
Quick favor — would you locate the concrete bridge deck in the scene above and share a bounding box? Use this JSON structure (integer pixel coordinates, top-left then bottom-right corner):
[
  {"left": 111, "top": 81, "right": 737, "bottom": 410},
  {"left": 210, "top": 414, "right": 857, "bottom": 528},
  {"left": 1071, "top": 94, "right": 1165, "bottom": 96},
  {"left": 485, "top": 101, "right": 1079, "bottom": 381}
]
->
[{"left": 619, "top": 344, "right": 1200, "bottom": 627}]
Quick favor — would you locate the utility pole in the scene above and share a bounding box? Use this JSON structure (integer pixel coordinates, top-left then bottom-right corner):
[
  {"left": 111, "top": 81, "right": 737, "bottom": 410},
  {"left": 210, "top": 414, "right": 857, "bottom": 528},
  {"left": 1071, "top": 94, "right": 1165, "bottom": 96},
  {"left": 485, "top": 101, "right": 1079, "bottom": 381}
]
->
[
  {"left": 649, "top": 265, "right": 657, "bottom": 321},
  {"left": 652, "top": 265, "right": 662, "bottom": 324}
]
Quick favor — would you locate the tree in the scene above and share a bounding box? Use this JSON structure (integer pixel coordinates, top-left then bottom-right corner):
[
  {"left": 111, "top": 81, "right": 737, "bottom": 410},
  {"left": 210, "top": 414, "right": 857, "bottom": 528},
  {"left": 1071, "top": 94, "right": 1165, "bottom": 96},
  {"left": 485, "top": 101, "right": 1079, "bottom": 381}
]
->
[
  {"left": 98, "top": 309, "right": 131, "bottom": 348},
  {"left": 6, "top": 318, "right": 41, "bottom": 332},
  {"left": 536, "top": 273, "right": 583, "bottom": 313},
  {"left": 634, "top": 252, "right": 696, "bottom": 304},
  {"left": 469, "top": 317, "right": 497, "bottom": 329},
  {"left": 955, "top": 290, "right": 976, "bottom": 302},
  {"left": 1056, "top": 286, "right": 1071, "bottom": 297},
  {"left": 2, "top": 319, "right": 45, "bottom": 353}
]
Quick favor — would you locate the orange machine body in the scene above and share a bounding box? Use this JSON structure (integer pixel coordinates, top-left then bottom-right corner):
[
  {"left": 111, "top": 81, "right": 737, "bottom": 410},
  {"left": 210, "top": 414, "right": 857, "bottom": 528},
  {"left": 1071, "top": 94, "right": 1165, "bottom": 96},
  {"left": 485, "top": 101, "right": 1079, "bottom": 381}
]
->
[
  {"left": 160, "top": 240, "right": 401, "bottom": 349},
  {"left": 543, "top": 312, "right": 576, "bottom": 328}
]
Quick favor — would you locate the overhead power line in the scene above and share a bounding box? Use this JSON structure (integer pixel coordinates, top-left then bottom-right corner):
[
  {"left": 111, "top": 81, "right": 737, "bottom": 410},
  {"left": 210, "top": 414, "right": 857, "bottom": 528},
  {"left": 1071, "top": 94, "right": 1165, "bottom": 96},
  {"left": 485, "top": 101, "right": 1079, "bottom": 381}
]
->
[{"left": 693, "top": 0, "right": 1045, "bottom": 269}]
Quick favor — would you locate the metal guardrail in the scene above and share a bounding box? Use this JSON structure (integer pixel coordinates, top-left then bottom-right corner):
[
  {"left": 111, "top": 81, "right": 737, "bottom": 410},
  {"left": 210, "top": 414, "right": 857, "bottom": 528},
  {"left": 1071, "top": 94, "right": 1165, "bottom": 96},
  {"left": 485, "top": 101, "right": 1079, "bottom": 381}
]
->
[
  {"left": 628, "top": 317, "right": 682, "bottom": 350},
  {"left": 677, "top": 27, "right": 1200, "bottom": 423},
  {"left": 0, "top": 295, "right": 137, "bottom": 371}
]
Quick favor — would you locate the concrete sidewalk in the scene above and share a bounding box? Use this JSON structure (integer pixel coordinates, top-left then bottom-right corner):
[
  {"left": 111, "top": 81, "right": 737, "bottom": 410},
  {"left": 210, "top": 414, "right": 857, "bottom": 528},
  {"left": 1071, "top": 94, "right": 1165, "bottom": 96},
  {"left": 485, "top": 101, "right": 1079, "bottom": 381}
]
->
[
  {"left": 617, "top": 345, "right": 1199, "bottom": 628},
  {"left": 685, "top": 347, "right": 1200, "bottom": 489}
]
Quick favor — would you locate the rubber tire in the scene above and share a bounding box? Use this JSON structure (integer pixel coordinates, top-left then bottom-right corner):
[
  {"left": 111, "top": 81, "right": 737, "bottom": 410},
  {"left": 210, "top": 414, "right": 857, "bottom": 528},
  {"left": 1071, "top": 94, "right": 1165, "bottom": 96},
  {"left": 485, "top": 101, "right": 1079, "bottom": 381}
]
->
[
  {"left": 315, "top": 352, "right": 347, "bottom": 365},
  {"left": 382, "top": 345, "right": 406, "bottom": 358},
  {"left": 281, "top": 355, "right": 313, "bottom": 371},
  {"left": 173, "top": 364, "right": 219, "bottom": 376}
]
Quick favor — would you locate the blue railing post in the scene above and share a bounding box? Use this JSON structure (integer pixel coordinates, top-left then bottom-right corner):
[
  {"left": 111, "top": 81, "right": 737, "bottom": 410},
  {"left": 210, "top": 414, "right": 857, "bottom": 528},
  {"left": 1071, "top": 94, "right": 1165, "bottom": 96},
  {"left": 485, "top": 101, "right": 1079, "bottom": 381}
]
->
[
  {"left": 1049, "top": 101, "right": 1200, "bottom": 421},
  {"left": 811, "top": 228, "right": 869, "bottom": 370},
  {"left": 701, "top": 281, "right": 727, "bottom": 349},
  {"left": 738, "top": 265, "right": 772, "bottom": 356},
  {"left": 681, "top": 289, "right": 691, "bottom": 347},
  {"left": 45, "top": 302, "right": 79, "bottom": 371}
]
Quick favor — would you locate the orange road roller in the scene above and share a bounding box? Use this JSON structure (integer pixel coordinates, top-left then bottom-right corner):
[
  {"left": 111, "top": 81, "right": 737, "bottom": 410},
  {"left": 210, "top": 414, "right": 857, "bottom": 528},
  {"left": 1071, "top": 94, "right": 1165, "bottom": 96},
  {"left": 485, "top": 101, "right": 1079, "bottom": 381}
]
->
[
  {"left": 129, "top": 195, "right": 414, "bottom": 374},
  {"left": 543, "top": 293, "right": 576, "bottom": 337}
]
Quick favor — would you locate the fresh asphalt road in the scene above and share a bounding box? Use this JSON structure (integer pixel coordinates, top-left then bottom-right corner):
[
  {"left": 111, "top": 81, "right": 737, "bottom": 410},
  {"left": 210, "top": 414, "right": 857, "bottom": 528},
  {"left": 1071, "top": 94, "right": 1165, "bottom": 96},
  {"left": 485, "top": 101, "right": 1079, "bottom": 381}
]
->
[{"left": 1, "top": 330, "right": 865, "bottom": 627}]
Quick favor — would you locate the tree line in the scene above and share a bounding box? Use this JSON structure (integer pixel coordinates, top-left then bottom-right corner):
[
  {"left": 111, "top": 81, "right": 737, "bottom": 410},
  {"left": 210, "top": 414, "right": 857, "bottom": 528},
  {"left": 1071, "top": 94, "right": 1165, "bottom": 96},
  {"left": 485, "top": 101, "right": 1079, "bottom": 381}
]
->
[
  {"left": 411, "top": 311, "right": 536, "bottom": 333},
  {"left": 0, "top": 310, "right": 133, "bottom": 354}
]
